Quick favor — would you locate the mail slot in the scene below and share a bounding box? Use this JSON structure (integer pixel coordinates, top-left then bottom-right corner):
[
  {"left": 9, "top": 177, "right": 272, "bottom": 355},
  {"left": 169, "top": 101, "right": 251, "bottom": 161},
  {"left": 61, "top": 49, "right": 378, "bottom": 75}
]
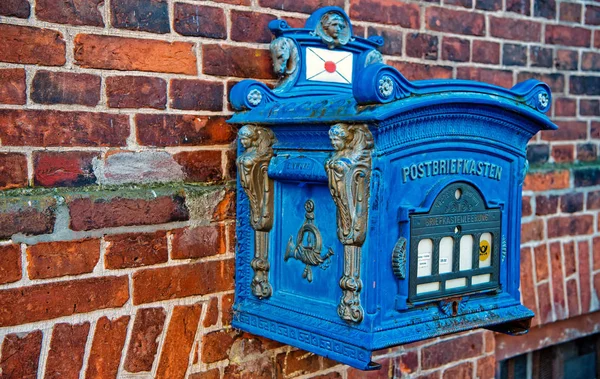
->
[{"left": 228, "top": 6, "right": 557, "bottom": 370}]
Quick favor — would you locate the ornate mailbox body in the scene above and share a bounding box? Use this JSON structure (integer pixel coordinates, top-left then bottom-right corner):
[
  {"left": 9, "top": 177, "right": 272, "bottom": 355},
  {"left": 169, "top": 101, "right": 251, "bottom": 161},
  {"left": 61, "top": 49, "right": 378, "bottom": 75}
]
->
[{"left": 229, "top": 7, "right": 557, "bottom": 370}]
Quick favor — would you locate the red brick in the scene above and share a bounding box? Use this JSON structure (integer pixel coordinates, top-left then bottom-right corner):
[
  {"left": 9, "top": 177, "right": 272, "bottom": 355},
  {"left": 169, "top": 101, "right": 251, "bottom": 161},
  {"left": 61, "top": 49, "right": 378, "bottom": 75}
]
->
[
  {"left": 537, "top": 282, "right": 553, "bottom": 324},
  {"left": 136, "top": 114, "right": 235, "bottom": 147},
  {"left": 231, "top": 10, "right": 277, "bottom": 43},
  {"left": 457, "top": 67, "right": 513, "bottom": 88},
  {"left": 212, "top": 188, "right": 236, "bottom": 222},
  {"left": 520, "top": 247, "right": 537, "bottom": 315},
  {"left": 33, "top": 151, "right": 98, "bottom": 187},
  {"left": 542, "top": 121, "right": 586, "bottom": 141},
  {"left": 517, "top": 72, "right": 565, "bottom": 93},
  {"left": 125, "top": 307, "right": 167, "bottom": 372},
  {"left": 578, "top": 240, "right": 591, "bottom": 313},
  {"left": 506, "top": 0, "right": 530, "bottom": 15},
  {"left": 171, "top": 225, "right": 226, "bottom": 260},
  {"left": 536, "top": 194, "right": 559, "bottom": 216},
  {"left": 276, "top": 349, "right": 321, "bottom": 377},
  {"left": 405, "top": 33, "right": 438, "bottom": 60},
  {"left": 421, "top": 332, "right": 483, "bottom": 369},
  {"left": 0, "top": 276, "right": 128, "bottom": 327},
  {"left": 396, "top": 351, "right": 418, "bottom": 375},
  {"left": 203, "top": 297, "right": 219, "bottom": 327},
  {"left": 189, "top": 369, "right": 221, "bottom": 379},
  {"left": 0, "top": 24, "right": 66, "bottom": 66},
  {"left": 45, "top": 322, "right": 90, "bottom": 379},
  {"left": 556, "top": 49, "right": 579, "bottom": 70},
  {"left": 0, "top": 244, "right": 21, "bottom": 285},
  {"left": 111, "top": 0, "right": 169, "bottom": 34},
  {"left": 521, "top": 219, "right": 544, "bottom": 243},
  {"left": 476, "top": 355, "right": 495, "bottom": 379},
  {"left": 522, "top": 196, "right": 532, "bottom": 216},
  {"left": 0, "top": 330, "right": 42, "bottom": 378},
  {"left": 549, "top": 242, "right": 566, "bottom": 320},
  {"left": 589, "top": 190, "right": 600, "bottom": 210},
  {"left": 582, "top": 52, "right": 600, "bottom": 71},
  {"left": 554, "top": 97, "right": 576, "bottom": 116},
  {"left": 170, "top": 79, "right": 223, "bottom": 111},
  {"left": 0, "top": 109, "right": 129, "bottom": 147},
  {"left": 86, "top": 316, "right": 130, "bottom": 379},
  {"left": 545, "top": 24, "right": 591, "bottom": 47},
  {"left": 0, "top": 0, "right": 30, "bottom": 18},
  {"left": 350, "top": 0, "right": 419, "bottom": 29},
  {"left": 586, "top": 5, "right": 600, "bottom": 25},
  {"left": 202, "top": 329, "right": 238, "bottom": 364},
  {"left": 74, "top": 34, "right": 197, "bottom": 75},
  {"left": 443, "top": 362, "right": 473, "bottom": 379},
  {"left": 596, "top": 30, "right": 600, "bottom": 48},
  {"left": 31, "top": 70, "right": 100, "bottom": 106},
  {"left": 442, "top": 37, "right": 470, "bottom": 62},
  {"left": 560, "top": 2, "right": 582, "bottom": 23},
  {"left": 534, "top": 244, "right": 549, "bottom": 282},
  {"left": 551, "top": 144, "right": 574, "bottom": 163},
  {"left": 222, "top": 293, "right": 234, "bottom": 326},
  {"left": 523, "top": 170, "right": 570, "bottom": 191},
  {"left": 68, "top": 195, "right": 189, "bottom": 231},
  {"left": 203, "top": 45, "right": 274, "bottom": 79},
  {"left": 36, "top": 0, "right": 103, "bottom": 26},
  {"left": 563, "top": 242, "right": 576, "bottom": 279},
  {"left": 548, "top": 215, "right": 593, "bottom": 238},
  {"left": 490, "top": 17, "right": 541, "bottom": 42},
  {"left": 174, "top": 3, "right": 226, "bottom": 39},
  {"left": 173, "top": 150, "right": 223, "bottom": 183},
  {"left": 27, "top": 239, "right": 100, "bottom": 280},
  {"left": 156, "top": 303, "right": 203, "bottom": 379},
  {"left": 0, "top": 153, "right": 27, "bottom": 190},
  {"left": 472, "top": 40, "right": 500, "bottom": 64},
  {"left": 388, "top": 61, "right": 452, "bottom": 81},
  {"left": 132, "top": 259, "right": 234, "bottom": 304},
  {"left": 594, "top": 273, "right": 600, "bottom": 309},
  {"left": 0, "top": 68, "right": 26, "bottom": 104},
  {"left": 566, "top": 278, "right": 580, "bottom": 317},
  {"left": 0, "top": 198, "right": 56, "bottom": 239},
  {"left": 105, "top": 231, "right": 168, "bottom": 269},
  {"left": 106, "top": 76, "right": 166, "bottom": 109},
  {"left": 426, "top": 7, "right": 485, "bottom": 36},
  {"left": 259, "top": 0, "right": 342, "bottom": 13},
  {"left": 594, "top": 238, "right": 600, "bottom": 270},
  {"left": 367, "top": 26, "right": 403, "bottom": 56}
]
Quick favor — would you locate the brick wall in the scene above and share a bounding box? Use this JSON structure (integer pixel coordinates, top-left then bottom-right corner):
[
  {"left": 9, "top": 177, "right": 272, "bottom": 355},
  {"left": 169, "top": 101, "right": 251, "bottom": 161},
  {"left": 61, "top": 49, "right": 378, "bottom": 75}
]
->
[{"left": 0, "top": 0, "right": 598, "bottom": 378}]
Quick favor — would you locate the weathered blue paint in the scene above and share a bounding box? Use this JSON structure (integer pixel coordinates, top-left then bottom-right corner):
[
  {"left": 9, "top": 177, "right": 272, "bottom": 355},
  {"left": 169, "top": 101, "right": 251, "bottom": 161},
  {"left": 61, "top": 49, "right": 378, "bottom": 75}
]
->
[{"left": 229, "top": 7, "right": 557, "bottom": 370}]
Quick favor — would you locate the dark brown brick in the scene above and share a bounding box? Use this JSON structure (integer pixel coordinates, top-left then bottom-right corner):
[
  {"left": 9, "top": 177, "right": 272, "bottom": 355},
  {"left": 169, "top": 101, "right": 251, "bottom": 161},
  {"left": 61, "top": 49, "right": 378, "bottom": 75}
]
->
[
  {"left": 367, "top": 27, "right": 403, "bottom": 56},
  {"left": 33, "top": 151, "right": 98, "bottom": 187},
  {"left": 74, "top": 34, "right": 197, "bottom": 75},
  {"left": 560, "top": 192, "right": 584, "bottom": 213},
  {"left": 476, "top": 0, "right": 500, "bottom": 10},
  {"left": 551, "top": 144, "right": 574, "bottom": 163},
  {"left": 592, "top": 121, "right": 600, "bottom": 139},
  {"left": 503, "top": 43, "right": 527, "bottom": 66},
  {"left": 560, "top": 2, "right": 582, "bottom": 23},
  {"left": 36, "top": 0, "right": 103, "bottom": 26},
  {"left": 0, "top": 68, "right": 26, "bottom": 104},
  {"left": 530, "top": 46, "right": 553, "bottom": 68},
  {"left": 517, "top": 72, "right": 565, "bottom": 93},
  {"left": 422, "top": 333, "right": 483, "bottom": 369},
  {"left": 0, "top": 153, "right": 27, "bottom": 190},
  {"left": 0, "top": 0, "right": 30, "bottom": 18},
  {"left": 132, "top": 259, "right": 234, "bottom": 304},
  {"left": 202, "top": 45, "right": 274, "bottom": 79},
  {"left": 45, "top": 322, "right": 90, "bottom": 379},
  {"left": 546, "top": 24, "right": 591, "bottom": 47},
  {"left": 106, "top": 75, "right": 166, "bottom": 109},
  {"left": 405, "top": 33, "right": 438, "bottom": 60},
  {"left": 566, "top": 278, "right": 579, "bottom": 317},
  {"left": 490, "top": 17, "right": 541, "bottom": 42},
  {"left": 541, "top": 120, "right": 586, "bottom": 141},
  {"left": 171, "top": 225, "right": 226, "bottom": 260},
  {"left": 105, "top": 231, "right": 168, "bottom": 269},
  {"left": 0, "top": 244, "right": 22, "bottom": 285},
  {"left": 585, "top": 5, "right": 600, "bottom": 25},
  {"left": 125, "top": 307, "right": 167, "bottom": 372},
  {"left": 535, "top": 0, "right": 557, "bottom": 19},
  {"left": 174, "top": 3, "right": 226, "bottom": 39},
  {"left": 547, "top": 215, "right": 593, "bottom": 238},
  {"left": 527, "top": 144, "right": 550, "bottom": 164},
  {"left": 173, "top": 150, "right": 223, "bottom": 183},
  {"left": 0, "top": 330, "right": 42, "bottom": 378},
  {"left": 0, "top": 24, "right": 66, "bottom": 66},
  {"left": 69, "top": 195, "right": 189, "bottom": 231},
  {"left": 522, "top": 196, "right": 532, "bottom": 217},
  {"left": 577, "top": 143, "right": 597, "bottom": 161},
  {"left": 156, "top": 303, "right": 203, "bottom": 379},
  {"left": 555, "top": 49, "right": 578, "bottom": 70},
  {"left": 472, "top": 40, "right": 500, "bottom": 64},
  {"left": 580, "top": 99, "right": 600, "bottom": 116},
  {"left": 554, "top": 97, "right": 576, "bottom": 116},
  {"left": 388, "top": 61, "right": 452, "bottom": 81},
  {"left": 0, "top": 276, "right": 129, "bottom": 327},
  {"left": 582, "top": 52, "right": 600, "bottom": 71},
  {"left": 0, "top": 109, "right": 129, "bottom": 147},
  {"left": 136, "top": 114, "right": 235, "bottom": 147},
  {"left": 350, "top": 0, "right": 420, "bottom": 29},
  {"left": 231, "top": 10, "right": 276, "bottom": 43},
  {"left": 27, "top": 239, "right": 100, "bottom": 279},
  {"left": 426, "top": 7, "right": 485, "bottom": 36},
  {"left": 259, "top": 0, "right": 343, "bottom": 13},
  {"left": 536, "top": 194, "right": 559, "bottom": 215},
  {"left": 588, "top": 190, "right": 600, "bottom": 209},
  {"left": 0, "top": 198, "right": 57, "bottom": 239},
  {"left": 111, "top": 0, "right": 169, "bottom": 34},
  {"left": 571, "top": 76, "right": 600, "bottom": 95},
  {"left": 442, "top": 37, "right": 470, "bottom": 62},
  {"left": 575, "top": 167, "right": 600, "bottom": 187},
  {"left": 457, "top": 67, "right": 513, "bottom": 88},
  {"left": 445, "top": 0, "right": 472, "bottom": 8},
  {"left": 170, "top": 79, "right": 223, "bottom": 111},
  {"left": 86, "top": 316, "right": 130, "bottom": 379},
  {"left": 507, "top": 0, "right": 530, "bottom": 15}
]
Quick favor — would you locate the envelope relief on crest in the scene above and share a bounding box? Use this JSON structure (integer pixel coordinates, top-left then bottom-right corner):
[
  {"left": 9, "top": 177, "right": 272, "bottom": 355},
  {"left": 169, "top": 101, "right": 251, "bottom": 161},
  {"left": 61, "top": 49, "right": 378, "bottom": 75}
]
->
[{"left": 306, "top": 47, "right": 353, "bottom": 84}]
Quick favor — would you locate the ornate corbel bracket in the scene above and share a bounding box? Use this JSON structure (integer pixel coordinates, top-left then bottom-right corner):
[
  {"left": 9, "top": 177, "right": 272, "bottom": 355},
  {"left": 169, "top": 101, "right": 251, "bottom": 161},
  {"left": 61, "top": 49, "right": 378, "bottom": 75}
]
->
[
  {"left": 237, "top": 125, "right": 276, "bottom": 299},
  {"left": 325, "top": 123, "right": 374, "bottom": 323}
]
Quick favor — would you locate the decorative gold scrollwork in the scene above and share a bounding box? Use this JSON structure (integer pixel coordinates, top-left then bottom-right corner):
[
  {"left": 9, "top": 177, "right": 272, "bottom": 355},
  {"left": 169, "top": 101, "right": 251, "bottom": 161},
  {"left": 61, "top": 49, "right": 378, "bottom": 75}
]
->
[
  {"left": 285, "top": 200, "right": 334, "bottom": 283},
  {"left": 237, "top": 125, "right": 276, "bottom": 299},
  {"left": 325, "top": 123, "right": 374, "bottom": 323}
]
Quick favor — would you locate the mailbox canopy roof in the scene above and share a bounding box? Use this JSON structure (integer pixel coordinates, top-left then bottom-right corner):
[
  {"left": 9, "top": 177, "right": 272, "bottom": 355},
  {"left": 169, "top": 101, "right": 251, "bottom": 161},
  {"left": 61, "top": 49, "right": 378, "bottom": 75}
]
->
[{"left": 228, "top": 7, "right": 557, "bottom": 133}]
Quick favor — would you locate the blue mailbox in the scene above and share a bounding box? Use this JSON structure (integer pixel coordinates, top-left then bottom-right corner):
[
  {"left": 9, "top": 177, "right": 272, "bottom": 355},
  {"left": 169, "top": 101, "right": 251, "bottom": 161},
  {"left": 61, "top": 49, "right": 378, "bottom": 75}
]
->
[{"left": 228, "top": 7, "right": 557, "bottom": 370}]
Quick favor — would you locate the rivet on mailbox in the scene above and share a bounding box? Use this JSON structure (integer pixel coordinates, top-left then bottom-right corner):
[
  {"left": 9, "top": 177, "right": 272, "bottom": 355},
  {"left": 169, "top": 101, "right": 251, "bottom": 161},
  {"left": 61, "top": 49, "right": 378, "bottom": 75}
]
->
[{"left": 228, "top": 6, "right": 557, "bottom": 370}]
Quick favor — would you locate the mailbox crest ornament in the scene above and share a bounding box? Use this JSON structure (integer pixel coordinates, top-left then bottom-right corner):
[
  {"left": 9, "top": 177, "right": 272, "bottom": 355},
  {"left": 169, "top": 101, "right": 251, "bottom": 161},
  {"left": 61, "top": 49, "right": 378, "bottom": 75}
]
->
[{"left": 229, "top": 6, "right": 557, "bottom": 371}]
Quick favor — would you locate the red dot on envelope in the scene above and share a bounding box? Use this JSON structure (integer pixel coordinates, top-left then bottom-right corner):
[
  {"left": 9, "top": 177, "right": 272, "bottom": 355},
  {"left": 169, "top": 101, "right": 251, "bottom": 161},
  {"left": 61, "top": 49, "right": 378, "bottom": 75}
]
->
[{"left": 324, "top": 61, "right": 336, "bottom": 73}]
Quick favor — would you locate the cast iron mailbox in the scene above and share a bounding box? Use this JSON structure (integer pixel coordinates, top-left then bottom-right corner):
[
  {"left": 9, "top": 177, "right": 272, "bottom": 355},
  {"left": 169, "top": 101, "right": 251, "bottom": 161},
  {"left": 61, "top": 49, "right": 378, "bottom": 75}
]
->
[{"left": 228, "top": 7, "right": 557, "bottom": 370}]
